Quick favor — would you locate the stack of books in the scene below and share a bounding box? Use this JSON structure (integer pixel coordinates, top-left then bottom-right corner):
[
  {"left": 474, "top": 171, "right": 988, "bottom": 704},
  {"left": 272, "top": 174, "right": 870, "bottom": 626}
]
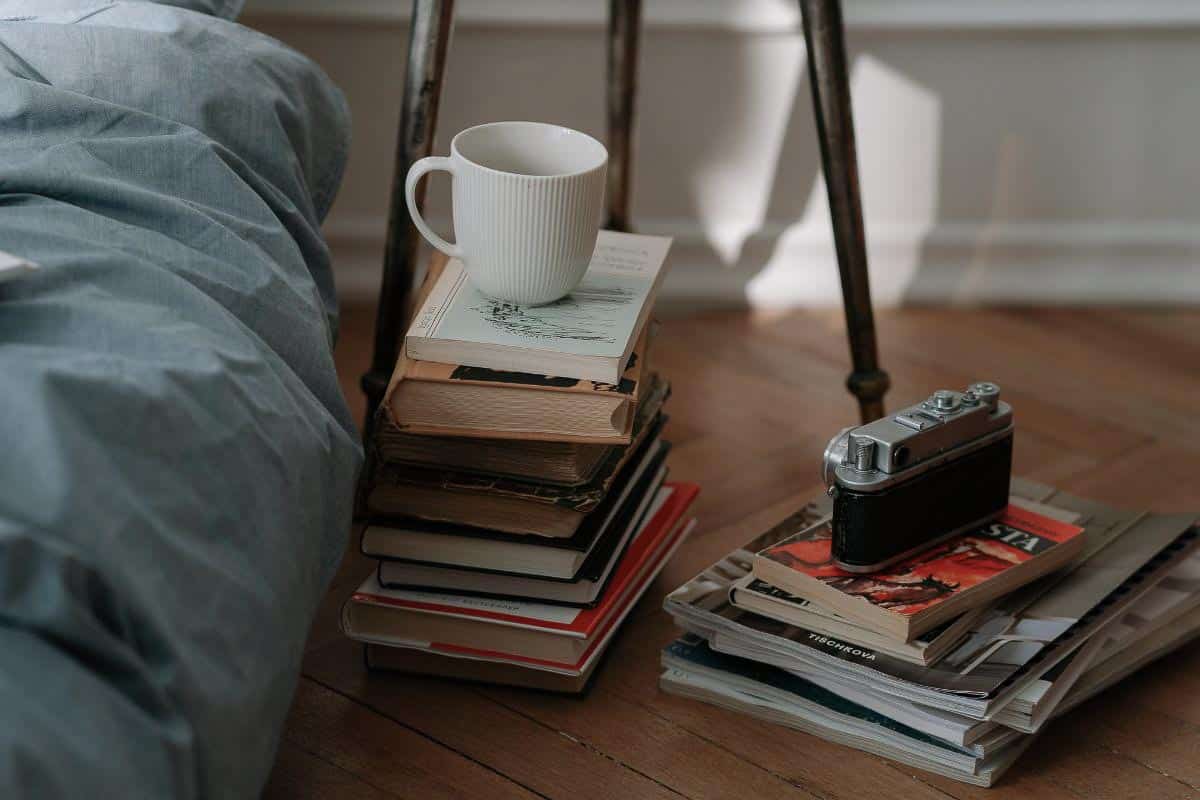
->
[
  {"left": 661, "top": 478, "right": 1200, "bottom": 785},
  {"left": 344, "top": 231, "right": 700, "bottom": 692}
]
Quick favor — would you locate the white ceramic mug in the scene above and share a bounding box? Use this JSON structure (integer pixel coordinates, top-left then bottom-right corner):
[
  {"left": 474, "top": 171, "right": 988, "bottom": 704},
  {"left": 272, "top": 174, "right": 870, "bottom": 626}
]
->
[{"left": 405, "top": 121, "right": 608, "bottom": 305}]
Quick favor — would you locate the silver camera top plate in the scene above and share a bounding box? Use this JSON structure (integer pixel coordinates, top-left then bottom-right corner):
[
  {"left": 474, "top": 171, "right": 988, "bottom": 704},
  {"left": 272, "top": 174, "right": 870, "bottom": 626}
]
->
[{"left": 823, "top": 382, "right": 1013, "bottom": 494}]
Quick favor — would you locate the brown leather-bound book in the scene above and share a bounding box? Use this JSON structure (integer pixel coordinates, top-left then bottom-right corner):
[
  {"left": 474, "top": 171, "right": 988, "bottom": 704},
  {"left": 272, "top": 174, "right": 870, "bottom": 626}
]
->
[{"left": 365, "top": 380, "right": 667, "bottom": 537}]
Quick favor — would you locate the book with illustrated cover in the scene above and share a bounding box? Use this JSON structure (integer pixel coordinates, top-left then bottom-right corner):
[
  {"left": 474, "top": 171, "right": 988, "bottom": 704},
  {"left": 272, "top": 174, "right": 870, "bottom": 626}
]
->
[
  {"left": 405, "top": 231, "right": 672, "bottom": 383},
  {"left": 380, "top": 254, "right": 658, "bottom": 443},
  {"left": 728, "top": 575, "right": 987, "bottom": 666},
  {"left": 365, "top": 380, "right": 669, "bottom": 536},
  {"left": 752, "top": 504, "right": 1086, "bottom": 641},
  {"left": 660, "top": 557, "right": 1200, "bottom": 786},
  {"left": 771, "top": 546, "right": 1200, "bottom": 749},
  {"left": 714, "top": 516, "right": 1196, "bottom": 717},
  {"left": 665, "top": 481, "right": 1198, "bottom": 718}
]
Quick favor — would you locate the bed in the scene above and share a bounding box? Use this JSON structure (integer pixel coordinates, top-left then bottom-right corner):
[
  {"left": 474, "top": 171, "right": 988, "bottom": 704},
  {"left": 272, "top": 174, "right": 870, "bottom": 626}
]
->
[{"left": 0, "top": 1, "right": 361, "bottom": 796}]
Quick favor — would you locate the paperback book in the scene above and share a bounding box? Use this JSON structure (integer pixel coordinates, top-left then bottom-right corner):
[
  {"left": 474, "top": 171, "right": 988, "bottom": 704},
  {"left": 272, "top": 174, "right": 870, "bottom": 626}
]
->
[
  {"left": 752, "top": 504, "right": 1086, "bottom": 641},
  {"left": 665, "top": 482, "right": 1199, "bottom": 719},
  {"left": 661, "top": 554, "right": 1200, "bottom": 785},
  {"left": 405, "top": 231, "right": 672, "bottom": 383},
  {"left": 728, "top": 575, "right": 987, "bottom": 666}
]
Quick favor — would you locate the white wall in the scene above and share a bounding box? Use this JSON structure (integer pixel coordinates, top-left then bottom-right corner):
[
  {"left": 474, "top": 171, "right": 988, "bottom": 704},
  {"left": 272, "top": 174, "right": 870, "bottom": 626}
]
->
[{"left": 244, "top": 1, "right": 1200, "bottom": 307}]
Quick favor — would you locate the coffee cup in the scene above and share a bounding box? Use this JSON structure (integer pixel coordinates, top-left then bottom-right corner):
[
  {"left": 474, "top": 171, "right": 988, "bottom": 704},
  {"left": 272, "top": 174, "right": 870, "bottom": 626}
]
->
[{"left": 405, "top": 121, "right": 608, "bottom": 305}]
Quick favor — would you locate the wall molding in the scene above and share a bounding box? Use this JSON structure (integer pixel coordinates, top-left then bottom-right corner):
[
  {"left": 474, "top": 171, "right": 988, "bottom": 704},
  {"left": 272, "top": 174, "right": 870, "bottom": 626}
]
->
[
  {"left": 243, "top": 0, "right": 1200, "bottom": 32},
  {"left": 326, "top": 215, "right": 1200, "bottom": 307}
]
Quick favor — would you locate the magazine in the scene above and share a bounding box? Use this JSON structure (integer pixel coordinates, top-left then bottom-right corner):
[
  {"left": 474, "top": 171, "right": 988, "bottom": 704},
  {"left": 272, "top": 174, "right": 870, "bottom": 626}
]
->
[
  {"left": 752, "top": 505, "right": 1085, "bottom": 641},
  {"left": 729, "top": 575, "right": 989, "bottom": 666},
  {"left": 665, "top": 484, "right": 1197, "bottom": 718}
]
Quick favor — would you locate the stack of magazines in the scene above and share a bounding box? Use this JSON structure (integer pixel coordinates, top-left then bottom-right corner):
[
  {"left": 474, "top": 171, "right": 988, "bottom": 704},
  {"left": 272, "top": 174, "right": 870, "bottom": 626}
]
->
[{"left": 660, "top": 478, "right": 1199, "bottom": 785}]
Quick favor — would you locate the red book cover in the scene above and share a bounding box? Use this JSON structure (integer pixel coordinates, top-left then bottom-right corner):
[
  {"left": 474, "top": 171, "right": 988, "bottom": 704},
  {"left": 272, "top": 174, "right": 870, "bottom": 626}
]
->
[
  {"left": 756, "top": 503, "right": 1084, "bottom": 618},
  {"left": 352, "top": 482, "right": 699, "bottom": 637}
]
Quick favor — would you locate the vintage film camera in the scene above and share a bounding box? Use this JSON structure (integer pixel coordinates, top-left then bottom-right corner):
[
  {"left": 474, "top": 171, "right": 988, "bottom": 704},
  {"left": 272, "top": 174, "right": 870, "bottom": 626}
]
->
[{"left": 821, "top": 382, "right": 1013, "bottom": 573}]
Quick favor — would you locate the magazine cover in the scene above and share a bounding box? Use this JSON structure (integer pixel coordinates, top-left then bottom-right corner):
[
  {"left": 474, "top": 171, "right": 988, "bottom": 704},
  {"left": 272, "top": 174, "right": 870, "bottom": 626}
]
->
[
  {"left": 755, "top": 504, "right": 1085, "bottom": 619},
  {"left": 666, "top": 488, "right": 1195, "bottom": 700}
]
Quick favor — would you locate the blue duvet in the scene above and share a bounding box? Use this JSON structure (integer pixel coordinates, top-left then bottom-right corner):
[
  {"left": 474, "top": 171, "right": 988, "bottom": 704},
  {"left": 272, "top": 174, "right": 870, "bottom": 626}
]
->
[{"left": 0, "top": 1, "right": 360, "bottom": 796}]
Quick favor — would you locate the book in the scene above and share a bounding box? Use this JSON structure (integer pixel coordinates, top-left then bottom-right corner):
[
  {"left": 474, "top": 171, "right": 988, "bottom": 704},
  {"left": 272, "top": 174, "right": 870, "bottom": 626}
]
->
[
  {"left": 373, "top": 426, "right": 614, "bottom": 486},
  {"left": 405, "top": 231, "right": 672, "bottom": 383},
  {"left": 728, "top": 575, "right": 987, "bottom": 666},
  {"left": 361, "top": 437, "right": 668, "bottom": 579},
  {"left": 364, "top": 525, "right": 699, "bottom": 696},
  {"left": 659, "top": 635, "right": 1025, "bottom": 787},
  {"left": 665, "top": 480, "right": 1199, "bottom": 719},
  {"left": 364, "top": 644, "right": 600, "bottom": 693},
  {"left": 344, "top": 510, "right": 694, "bottom": 668},
  {"left": 379, "top": 482, "right": 700, "bottom": 606},
  {"left": 380, "top": 255, "right": 657, "bottom": 443},
  {"left": 365, "top": 381, "right": 668, "bottom": 536},
  {"left": 988, "top": 630, "right": 1109, "bottom": 732},
  {"left": 752, "top": 504, "right": 1086, "bottom": 642},
  {"left": 712, "top": 517, "right": 1198, "bottom": 720},
  {"left": 383, "top": 330, "right": 650, "bottom": 444},
  {"left": 660, "top": 553, "right": 1200, "bottom": 786}
]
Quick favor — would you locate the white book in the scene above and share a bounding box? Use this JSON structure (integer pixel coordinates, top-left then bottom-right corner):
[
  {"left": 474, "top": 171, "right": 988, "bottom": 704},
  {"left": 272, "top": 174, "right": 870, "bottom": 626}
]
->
[{"left": 405, "top": 231, "right": 672, "bottom": 383}]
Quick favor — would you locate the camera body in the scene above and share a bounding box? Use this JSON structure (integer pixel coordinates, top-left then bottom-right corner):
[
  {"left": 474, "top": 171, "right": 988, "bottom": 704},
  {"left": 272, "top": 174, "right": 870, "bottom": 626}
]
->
[{"left": 822, "top": 382, "right": 1013, "bottom": 573}]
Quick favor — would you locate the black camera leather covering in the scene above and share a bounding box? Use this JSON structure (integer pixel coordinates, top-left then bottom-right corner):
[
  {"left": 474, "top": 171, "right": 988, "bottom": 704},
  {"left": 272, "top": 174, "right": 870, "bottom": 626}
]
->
[{"left": 831, "top": 434, "right": 1013, "bottom": 571}]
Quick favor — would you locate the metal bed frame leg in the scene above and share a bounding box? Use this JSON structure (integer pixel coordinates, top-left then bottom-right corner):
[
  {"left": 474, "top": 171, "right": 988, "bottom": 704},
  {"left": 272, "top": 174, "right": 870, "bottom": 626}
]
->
[
  {"left": 798, "top": 0, "right": 890, "bottom": 423},
  {"left": 361, "top": 0, "right": 456, "bottom": 438},
  {"left": 605, "top": 0, "right": 642, "bottom": 233}
]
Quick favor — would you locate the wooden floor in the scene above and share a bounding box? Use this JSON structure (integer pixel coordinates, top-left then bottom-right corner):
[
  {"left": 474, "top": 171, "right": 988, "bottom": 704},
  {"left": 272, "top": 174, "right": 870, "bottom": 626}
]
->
[{"left": 264, "top": 303, "right": 1200, "bottom": 799}]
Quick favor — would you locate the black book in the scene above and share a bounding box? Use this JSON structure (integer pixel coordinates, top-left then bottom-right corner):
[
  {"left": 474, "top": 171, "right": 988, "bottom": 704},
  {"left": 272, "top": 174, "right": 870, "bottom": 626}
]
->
[
  {"left": 377, "top": 465, "right": 672, "bottom": 606},
  {"left": 361, "top": 435, "right": 669, "bottom": 579}
]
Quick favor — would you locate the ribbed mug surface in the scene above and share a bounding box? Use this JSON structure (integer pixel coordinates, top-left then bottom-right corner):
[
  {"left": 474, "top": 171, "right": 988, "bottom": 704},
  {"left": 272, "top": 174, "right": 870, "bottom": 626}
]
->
[
  {"left": 453, "top": 155, "right": 605, "bottom": 305},
  {"left": 406, "top": 121, "right": 608, "bottom": 305}
]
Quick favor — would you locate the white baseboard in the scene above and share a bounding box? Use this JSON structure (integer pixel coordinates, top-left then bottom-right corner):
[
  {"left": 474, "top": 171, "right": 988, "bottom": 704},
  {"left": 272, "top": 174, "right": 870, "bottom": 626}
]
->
[{"left": 326, "top": 215, "right": 1200, "bottom": 307}]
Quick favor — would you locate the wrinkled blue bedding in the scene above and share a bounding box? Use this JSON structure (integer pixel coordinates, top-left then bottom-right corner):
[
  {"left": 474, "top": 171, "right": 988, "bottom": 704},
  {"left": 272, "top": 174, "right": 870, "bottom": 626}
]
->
[{"left": 0, "top": 1, "right": 361, "bottom": 796}]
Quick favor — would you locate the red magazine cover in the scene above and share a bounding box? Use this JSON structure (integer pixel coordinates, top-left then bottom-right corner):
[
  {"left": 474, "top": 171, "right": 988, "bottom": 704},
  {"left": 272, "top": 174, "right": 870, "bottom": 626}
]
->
[{"left": 756, "top": 503, "right": 1084, "bottom": 618}]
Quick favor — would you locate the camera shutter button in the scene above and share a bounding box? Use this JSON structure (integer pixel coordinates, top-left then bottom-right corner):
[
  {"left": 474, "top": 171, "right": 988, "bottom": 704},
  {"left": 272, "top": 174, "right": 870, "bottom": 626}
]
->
[{"left": 849, "top": 436, "right": 876, "bottom": 472}]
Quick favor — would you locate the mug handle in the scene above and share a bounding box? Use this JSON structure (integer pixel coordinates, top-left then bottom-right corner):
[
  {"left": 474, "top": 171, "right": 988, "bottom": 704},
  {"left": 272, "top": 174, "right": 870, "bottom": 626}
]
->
[{"left": 405, "top": 156, "right": 464, "bottom": 259}]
